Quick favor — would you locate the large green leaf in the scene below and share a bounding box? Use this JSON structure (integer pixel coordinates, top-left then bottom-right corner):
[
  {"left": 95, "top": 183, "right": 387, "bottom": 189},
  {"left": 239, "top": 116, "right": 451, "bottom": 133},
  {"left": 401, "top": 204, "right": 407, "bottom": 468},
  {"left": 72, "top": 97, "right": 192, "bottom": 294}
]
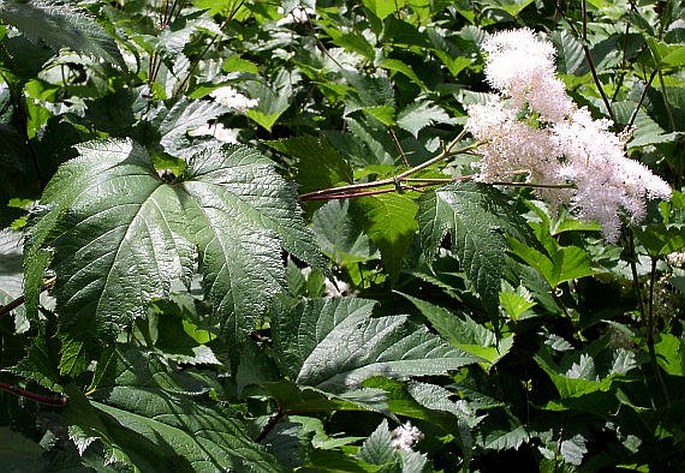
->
[
  {"left": 179, "top": 144, "right": 324, "bottom": 336},
  {"left": 30, "top": 139, "right": 323, "bottom": 351},
  {"left": 155, "top": 98, "right": 230, "bottom": 154},
  {"left": 271, "top": 298, "right": 479, "bottom": 394},
  {"left": 508, "top": 238, "right": 596, "bottom": 288},
  {"left": 34, "top": 139, "right": 194, "bottom": 344},
  {"left": 417, "top": 182, "right": 533, "bottom": 314},
  {"left": 311, "top": 200, "right": 378, "bottom": 266},
  {"left": 0, "top": 0, "right": 125, "bottom": 69},
  {"left": 400, "top": 293, "right": 512, "bottom": 369},
  {"left": 67, "top": 346, "right": 282, "bottom": 472},
  {"left": 352, "top": 193, "right": 418, "bottom": 282}
]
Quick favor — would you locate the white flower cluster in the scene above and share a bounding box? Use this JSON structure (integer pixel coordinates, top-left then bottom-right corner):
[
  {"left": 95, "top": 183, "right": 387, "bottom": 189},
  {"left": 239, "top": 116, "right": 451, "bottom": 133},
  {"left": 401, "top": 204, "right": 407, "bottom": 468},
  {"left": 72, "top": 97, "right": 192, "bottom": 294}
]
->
[
  {"left": 466, "top": 28, "right": 671, "bottom": 241},
  {"left": 188, "top": 123, "right": 239, "bottom": 144},
  {"left": 390, "top": 421, "right": 424, "bottom": 452},
  {"left": 209, "top": 86, "right": 259, "bottom": 112},
  {"left": 276, "top": 5, "right": 315, "bottom": 26},
  {"left": 666, "top": 251, "right": 685, "bottom": 268}
]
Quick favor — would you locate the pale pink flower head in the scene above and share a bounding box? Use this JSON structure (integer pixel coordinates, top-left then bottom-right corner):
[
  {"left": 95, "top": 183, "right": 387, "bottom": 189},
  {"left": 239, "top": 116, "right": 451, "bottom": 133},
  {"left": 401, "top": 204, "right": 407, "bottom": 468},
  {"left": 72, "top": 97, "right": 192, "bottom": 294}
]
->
[
  {"left": 554, "top": 108, "right": 672, "bottom": 240},
  {"left": 467, "top": 30, "right": 672, "bottom": 241},
  {"left": 390, "top": 421, "right": 424, "bottom": 452},
  {"left": 482, "top": 28, "right": 573, "bottom": 122}
]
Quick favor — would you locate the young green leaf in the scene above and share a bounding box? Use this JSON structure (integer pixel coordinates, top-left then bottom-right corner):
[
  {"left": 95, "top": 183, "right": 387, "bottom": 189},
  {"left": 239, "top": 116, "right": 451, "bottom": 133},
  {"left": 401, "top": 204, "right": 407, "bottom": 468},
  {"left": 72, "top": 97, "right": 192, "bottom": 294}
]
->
[
  {"left": 396, "top": 101, "right": 454, "bottom": 138},
  {"left": 154, "top": 98, "right": 230, "bottom": 154},
  {"left": 352, "top": 193, "right": 419, "bottom": 282},
  {"left": 508, "top": 238, "right": 596, "bottom": 288},
  {"left": 358, "top": 419, "right": 397, "bottom": 465}
]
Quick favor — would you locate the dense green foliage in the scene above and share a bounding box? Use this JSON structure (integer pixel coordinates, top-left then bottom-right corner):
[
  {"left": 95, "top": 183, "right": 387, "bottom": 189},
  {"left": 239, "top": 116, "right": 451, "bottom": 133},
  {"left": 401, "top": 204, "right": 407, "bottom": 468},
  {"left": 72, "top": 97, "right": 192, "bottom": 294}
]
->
[{"left": 0, "top": 0, "right": 684, "bottom": 471}]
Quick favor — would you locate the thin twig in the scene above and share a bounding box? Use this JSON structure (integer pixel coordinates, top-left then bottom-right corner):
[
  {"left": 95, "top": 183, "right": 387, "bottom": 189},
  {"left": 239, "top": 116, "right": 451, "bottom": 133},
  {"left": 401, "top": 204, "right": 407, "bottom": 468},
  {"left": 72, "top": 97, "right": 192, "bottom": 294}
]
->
[
  {"left": 580, "top": 0, "right": 616, "bottom": 122},
  {"left": 656, "top": 0, "right": 672, "bottom": 40},
  {"left": 627, "top": 69, "right": 658, "bottom": 129},
  {"left": 174, "top": 0, "right": 245, "bottom": 96},
  {"left": 302, "top": 174, "right": 575, "bottom": 202},
  {"left": 389, "top": 128, "right": 409, "bottom": 167},
  {"left": 491, "top": 181, "right": 575, "bottom": 190}
]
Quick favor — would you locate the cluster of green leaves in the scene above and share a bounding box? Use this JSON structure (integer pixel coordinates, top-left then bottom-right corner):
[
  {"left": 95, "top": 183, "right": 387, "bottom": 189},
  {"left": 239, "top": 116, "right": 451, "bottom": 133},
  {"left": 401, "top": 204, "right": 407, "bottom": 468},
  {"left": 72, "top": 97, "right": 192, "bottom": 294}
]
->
[{"left": 0, "top": 0, "right": 684, "bottom": 472}]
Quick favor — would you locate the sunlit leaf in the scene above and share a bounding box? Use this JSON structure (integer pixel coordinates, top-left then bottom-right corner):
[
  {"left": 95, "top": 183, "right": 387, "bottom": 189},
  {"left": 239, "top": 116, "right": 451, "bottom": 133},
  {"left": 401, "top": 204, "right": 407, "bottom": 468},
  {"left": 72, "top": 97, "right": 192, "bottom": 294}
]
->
[{"left": 272, "top": 298, "right": 479, "bottom": 393}]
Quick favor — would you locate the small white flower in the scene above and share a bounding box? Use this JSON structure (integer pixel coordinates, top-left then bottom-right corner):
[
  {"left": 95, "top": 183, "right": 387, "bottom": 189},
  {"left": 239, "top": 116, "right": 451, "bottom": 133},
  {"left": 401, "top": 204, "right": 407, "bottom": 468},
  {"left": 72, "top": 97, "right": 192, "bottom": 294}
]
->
[
  {"left": 554, "top": 107, "right": 671, "bottom": 240},
  {"left": 276, "top": 6, "right": 315, "bottom": 26},
  {"left": 209, "top": 86, "right": 259, "bottom": 112},
  {"left": 390, "top": 422, "right": 424, "bottom": 452},
  {"left": 482, "top": 28, "right": 573, "bottom": 122},
  {"left": 666, "top": 252, "right": 685, "bottom": 268},
  {"left": 188, "top": 123, "right": 239, "bottom": 143}
]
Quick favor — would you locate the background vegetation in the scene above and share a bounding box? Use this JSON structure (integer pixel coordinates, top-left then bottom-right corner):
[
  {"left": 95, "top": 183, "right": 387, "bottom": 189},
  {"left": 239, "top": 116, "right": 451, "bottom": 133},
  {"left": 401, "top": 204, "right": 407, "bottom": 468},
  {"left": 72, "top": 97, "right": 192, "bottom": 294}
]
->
[{"left": 0, "top": 0, "right": 683, "bottom": 471}]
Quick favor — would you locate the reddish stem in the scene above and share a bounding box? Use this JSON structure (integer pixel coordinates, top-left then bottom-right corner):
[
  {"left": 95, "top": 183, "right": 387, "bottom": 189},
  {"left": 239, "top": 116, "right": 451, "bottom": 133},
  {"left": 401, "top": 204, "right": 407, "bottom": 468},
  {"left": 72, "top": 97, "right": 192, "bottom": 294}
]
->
[{"left": 0, "top": 382, "right": 67, "bottom": 407}]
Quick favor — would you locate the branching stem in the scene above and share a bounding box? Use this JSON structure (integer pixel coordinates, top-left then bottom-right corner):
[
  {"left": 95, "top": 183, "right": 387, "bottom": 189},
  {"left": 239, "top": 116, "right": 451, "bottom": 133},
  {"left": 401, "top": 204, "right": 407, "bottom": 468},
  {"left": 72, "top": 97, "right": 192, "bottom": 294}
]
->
[
  {"left": 300, "top": 130, "right": 472, "bottom": 201},
  {"left": 174, "top": 0, "right": 246, "bottom": 96},
  {"left": 301, "top": 129, "right": 574, "bottom": 202}
]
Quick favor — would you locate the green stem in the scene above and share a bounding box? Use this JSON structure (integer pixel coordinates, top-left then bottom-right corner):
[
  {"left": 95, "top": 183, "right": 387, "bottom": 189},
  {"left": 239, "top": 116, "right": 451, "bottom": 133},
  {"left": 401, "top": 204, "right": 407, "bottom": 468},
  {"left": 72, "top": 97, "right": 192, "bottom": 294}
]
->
[
  {"left": 580, "top": 0, "right": 616, "bottom": 122},
  {"left": 628, "top": 69, "right": 658, "bottom": 129},
  {"left": 657, "top": 70, "right": 676, "bottom": 132},
  {"left": 611, "top": 23, "right": 631, "bottom": 103},
  {"left": 647, "top": 257, "right": 671, "bottom": 406},
  {"left": 174, "top": 0, "right": 245, "bottom": 96},
  {"left": 300, "top": 130, "right": 474, "bottom": 201},
  {"left": 255, "top": 407, "right": 286, "bottom": 443},
  {"left": 626, "top": 228, "right": 646, "bottom": 320},
  {"left": 301, "top": 175, "right": 575, "bottom": 202}
]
